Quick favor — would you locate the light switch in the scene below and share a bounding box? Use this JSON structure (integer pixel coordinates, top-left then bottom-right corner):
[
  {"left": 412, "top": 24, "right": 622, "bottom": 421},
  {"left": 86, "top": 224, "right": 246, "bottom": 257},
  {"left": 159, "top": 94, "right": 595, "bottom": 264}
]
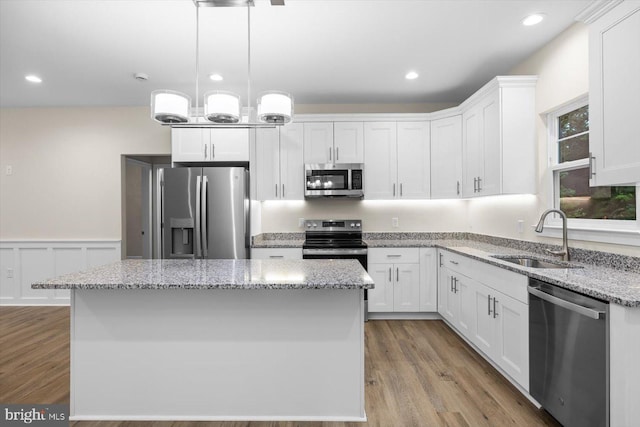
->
[
  {"left": 517, "top": 220, "right": 524, "bottom": 234},
  {"left": 7, "top": 268, "right": 13, "bottom": 278},
  {"left": 392, "top": 217, "right": 399, "bottom": 228}
]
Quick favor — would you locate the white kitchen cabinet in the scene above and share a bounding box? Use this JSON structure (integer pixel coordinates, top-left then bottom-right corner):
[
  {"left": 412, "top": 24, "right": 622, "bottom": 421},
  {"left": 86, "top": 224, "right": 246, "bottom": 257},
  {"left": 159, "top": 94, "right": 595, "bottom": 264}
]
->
[
  {"left": 368, "top": 248, "right": 420, "bottom": 312},
  {"left": 430, "top": 115, "right": 463, "bottom": 199},
  {"left": 589, "top": 1, "right": 640, "bottom": 186},
  {"left": 461, "top": 77, "right": 536, "bottom": 197},
  {"left": 251, "top": 248, "right": 302, "bottom": 260},
  {"left": 437, "top": 249, "right": 529, "bottom": 390},
  {"left": 418, "top": 248, "right": 438, "bottom": 312},
  {"left": 303, "top": 123, "right": 334, "bottom": 164},
  {"left": 397, "top": 122, "right": 430, "bottom": 199},
  {"left": 333, "top": 122, "right": 364, "bottom": 163},
  {"left": 172, "top": 128, "right": 250, "bottom": 163},
  {"left": 364, "top": 122, "right": 430, "bottom": 200},
  {"left": 255, "top": 124, "right": 304, "bottom": 201}
]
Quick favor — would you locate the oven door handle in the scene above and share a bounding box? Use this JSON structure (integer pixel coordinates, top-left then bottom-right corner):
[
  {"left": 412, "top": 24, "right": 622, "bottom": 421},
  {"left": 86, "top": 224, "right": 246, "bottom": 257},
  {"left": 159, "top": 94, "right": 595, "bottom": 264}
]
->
[{"left": 302, "top": 248, "right": 368, "bottom": 256}]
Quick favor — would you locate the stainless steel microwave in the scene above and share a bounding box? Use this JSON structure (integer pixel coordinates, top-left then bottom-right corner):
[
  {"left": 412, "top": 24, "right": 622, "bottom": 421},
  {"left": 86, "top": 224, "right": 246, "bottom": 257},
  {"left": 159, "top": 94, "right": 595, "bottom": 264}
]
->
[{"left": 305, "top": 163, "right": 364, "bottom": 198}]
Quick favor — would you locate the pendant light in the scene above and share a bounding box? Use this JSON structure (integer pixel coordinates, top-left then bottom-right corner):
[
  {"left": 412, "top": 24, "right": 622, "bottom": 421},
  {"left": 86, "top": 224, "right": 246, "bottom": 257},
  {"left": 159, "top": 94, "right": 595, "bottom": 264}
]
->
[{"left": 150, "top": 0, "right": 293, "bottom": 127}]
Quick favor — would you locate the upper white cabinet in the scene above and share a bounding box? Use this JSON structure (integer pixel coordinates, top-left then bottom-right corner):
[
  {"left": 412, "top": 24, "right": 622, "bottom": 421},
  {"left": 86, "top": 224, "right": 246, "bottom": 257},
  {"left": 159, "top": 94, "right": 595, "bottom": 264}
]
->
[
  {"left": 461, "top": 77, "right": 537, "bottom": 197},
  {"left": 364, "top": 121, "right": 430, "bottom": 199},
  {"left": 589, "top": 1, "right": 640, "bottom": 186},
  {"left": 172, "top": 128, "right": 249, "bottom": 163},
  {"left": 303, "top": 122, "right": 364, "bottom": 164},
  {"left": 254, "top": 123, "right": 304, "bottom": 201},
  {"left": 431, "top": 115, "right": 463, "bottom": 199}
]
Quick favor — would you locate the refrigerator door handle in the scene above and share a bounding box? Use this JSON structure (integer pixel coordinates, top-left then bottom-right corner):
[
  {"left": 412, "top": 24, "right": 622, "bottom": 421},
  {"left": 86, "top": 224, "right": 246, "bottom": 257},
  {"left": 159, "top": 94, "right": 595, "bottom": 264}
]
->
[
  {"left": 201, "top": 175, "right": 209, "bottom": 257},
  {"left": 195, "top": 175, "right": 202, "bottom": 257}
]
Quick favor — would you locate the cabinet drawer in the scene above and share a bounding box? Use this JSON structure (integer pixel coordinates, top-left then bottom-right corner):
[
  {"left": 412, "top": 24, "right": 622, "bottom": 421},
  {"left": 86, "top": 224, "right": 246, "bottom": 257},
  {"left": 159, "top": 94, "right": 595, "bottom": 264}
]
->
[
  {"left": 439, "top": 250, "right": 470, "bottom": 273},
  {"left": 470, "top": 259, "right": 528, "bottom": 304},
  {"left": 368, "top": 248, "right": 419, "bottom": 264},
  {"left": 251, "top": 248, "right": 302, "bottom": 260}
]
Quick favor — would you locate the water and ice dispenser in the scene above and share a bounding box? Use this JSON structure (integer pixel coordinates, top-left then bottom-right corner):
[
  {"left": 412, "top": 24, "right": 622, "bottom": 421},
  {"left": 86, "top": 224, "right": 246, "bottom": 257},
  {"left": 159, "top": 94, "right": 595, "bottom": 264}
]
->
[{"left": 169, "top": 218, "right": 194, "bottom": 257}]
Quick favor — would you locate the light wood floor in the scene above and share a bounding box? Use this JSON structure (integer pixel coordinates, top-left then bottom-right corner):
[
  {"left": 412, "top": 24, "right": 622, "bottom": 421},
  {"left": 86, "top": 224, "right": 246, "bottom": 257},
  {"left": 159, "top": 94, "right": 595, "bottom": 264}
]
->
[{"left": 0, "top": 307, "right": 559, "bottom": 427}]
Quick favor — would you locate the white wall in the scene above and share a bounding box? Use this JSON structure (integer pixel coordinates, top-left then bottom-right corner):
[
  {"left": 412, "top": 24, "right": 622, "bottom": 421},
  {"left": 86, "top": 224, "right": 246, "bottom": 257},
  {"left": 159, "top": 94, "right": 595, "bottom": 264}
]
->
[{"left": 0, "top": 106, "right": 170, "bottom": 239}]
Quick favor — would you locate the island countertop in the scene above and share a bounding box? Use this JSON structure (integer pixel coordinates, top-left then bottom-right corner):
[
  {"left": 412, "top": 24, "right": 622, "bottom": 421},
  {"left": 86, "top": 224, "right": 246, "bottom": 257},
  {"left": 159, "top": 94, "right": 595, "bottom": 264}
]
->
[{"left": 31, "top": 259, "right": 374, "bottom": 290}]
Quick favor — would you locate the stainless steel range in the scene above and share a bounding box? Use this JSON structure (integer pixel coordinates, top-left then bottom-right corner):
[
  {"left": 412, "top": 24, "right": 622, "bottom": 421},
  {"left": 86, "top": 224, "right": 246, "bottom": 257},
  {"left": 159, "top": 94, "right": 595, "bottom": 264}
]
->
[{"left": 302, "top": 219, "right": 368, "bottom": 320}]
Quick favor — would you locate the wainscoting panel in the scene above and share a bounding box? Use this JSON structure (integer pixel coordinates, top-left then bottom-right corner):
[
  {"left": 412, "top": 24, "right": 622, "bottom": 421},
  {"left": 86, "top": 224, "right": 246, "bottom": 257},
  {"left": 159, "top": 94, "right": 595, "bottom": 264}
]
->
[{"left": 0, "top": 241, "right": 121, "bottom": 305}]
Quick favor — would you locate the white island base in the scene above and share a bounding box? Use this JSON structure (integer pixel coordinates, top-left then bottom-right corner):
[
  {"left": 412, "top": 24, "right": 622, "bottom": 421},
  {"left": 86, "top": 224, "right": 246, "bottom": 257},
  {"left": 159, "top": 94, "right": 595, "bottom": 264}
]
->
[{"left": 70, "top": 289, "right": 366, "bottom": 422}]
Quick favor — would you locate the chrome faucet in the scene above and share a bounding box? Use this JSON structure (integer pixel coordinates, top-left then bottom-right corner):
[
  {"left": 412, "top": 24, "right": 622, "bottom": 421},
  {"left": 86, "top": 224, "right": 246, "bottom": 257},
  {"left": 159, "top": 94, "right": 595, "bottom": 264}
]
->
[{"left": 535, "top": 209, "right": 570, "bottom": 261}]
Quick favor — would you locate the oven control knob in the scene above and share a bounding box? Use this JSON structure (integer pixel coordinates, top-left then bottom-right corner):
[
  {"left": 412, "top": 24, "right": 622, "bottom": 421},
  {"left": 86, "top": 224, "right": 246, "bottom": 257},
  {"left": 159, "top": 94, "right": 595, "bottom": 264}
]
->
[
  {"left": 307, "top": 223, "right": 312, "bottom": 228},
  {"left": 312, "top": 223, "right": 317, "bottom": 228},
  {"left": 350, "top": 223, "right": 355, "bottom": 228},
  {"left": 356, "top": 223, "right": 361, "bottom": 227}
]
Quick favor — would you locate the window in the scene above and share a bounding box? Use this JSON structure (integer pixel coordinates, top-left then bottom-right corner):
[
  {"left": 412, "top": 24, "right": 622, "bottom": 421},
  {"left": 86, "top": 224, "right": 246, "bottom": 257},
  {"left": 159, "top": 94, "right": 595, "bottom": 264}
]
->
[{"left": 547, "top": 98, "right": 638, "bottom": 242}]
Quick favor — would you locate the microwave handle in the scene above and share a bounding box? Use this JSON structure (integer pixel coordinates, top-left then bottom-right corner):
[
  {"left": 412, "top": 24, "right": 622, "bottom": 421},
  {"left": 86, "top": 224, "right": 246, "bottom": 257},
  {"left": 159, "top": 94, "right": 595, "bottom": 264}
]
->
[{"left": 336, "top": 147, "right": 339, "bottom": 161}]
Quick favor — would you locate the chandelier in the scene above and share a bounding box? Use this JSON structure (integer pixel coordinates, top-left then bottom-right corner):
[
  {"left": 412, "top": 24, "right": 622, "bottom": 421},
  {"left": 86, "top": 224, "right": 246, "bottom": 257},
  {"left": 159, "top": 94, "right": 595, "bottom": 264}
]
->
[{"left": 151, "top": 0, "right": 293, "bottom": 127}]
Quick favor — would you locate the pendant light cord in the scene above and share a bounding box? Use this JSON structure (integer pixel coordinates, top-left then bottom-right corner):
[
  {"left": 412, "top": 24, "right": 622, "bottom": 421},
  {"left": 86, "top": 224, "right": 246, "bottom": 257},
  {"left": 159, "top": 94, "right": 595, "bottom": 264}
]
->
[
  {"left": 195, "top": 4, "right": 200, "bottom": 119},
  {"left": 247, "top": 3, "right": 251, "bottom": 121}
]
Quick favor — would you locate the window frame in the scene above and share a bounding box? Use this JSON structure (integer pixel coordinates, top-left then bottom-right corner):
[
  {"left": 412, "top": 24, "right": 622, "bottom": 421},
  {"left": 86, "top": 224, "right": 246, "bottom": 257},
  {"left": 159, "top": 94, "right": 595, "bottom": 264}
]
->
[{"left": 544, "top": 95, "right": 639, "bottom": 246}]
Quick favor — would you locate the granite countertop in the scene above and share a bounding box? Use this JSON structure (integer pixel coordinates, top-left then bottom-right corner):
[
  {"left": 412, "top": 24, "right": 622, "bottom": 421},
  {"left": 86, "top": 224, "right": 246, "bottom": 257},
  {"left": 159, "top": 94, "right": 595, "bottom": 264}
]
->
[
  {"left": 31, "top": 259, "right": 374, "bottom": 290},
  {"left": 252, "top": 239, "right": 305, "bottom": 248}
]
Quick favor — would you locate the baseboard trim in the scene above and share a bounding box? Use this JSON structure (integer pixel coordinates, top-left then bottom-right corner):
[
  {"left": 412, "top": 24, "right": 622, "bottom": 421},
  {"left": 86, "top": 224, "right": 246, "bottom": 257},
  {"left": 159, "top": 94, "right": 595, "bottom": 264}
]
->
[{"left": 367, "top": 312, "right": 440, "bottom": 320}]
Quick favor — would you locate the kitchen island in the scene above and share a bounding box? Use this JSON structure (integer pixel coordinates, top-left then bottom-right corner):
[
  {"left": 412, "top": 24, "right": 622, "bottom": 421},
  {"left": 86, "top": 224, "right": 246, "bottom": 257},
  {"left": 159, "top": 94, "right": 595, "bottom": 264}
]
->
[{"left": 32, "top": 259, "right": 373, "bottom": 422}]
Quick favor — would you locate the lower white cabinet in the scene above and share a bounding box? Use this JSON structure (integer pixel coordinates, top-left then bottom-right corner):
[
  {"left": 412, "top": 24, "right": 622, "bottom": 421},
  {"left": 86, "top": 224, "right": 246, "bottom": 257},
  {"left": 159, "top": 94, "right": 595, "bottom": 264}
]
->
[
  {"left": 418, "top": 248, "right": 438, "bottom": 312},
  {"left": 251, "top": 248, "right": 302, "bottom": 260},
  {"left": 437, "top": 249, "right": 529, "bottom": 390},
  {"left": 368, "top": 248, "right": 421, "bottom": 313}
]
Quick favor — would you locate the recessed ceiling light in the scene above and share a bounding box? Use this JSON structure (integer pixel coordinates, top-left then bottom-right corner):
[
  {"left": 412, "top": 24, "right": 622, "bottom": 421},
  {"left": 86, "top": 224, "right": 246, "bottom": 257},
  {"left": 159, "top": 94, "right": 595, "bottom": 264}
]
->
[
  {"left": 209, "top": 74, "right": 223, "bottom": 81},
  {"left": 405, "top": 71, "right": 419, "bottom": 80},
  {"left": 25, "top": 75, "right": 42, "bottom": 83},
  {"left": 522, "top": 13, "right": 545, "bottom": 26}
]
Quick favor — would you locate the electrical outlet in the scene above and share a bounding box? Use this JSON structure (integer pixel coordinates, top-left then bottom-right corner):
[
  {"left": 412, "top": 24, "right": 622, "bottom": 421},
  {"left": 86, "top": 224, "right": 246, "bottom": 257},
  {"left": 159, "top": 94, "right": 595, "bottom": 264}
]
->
[
  {"left": 5, "top": 165, "right": 12, "bottom": 175},
  {"left": 298, "top": 218, "right": 305, "bottom": 228},
  {"left": 392, "top": 217, "right": 399, "bottom": 228},
  {"left": 7, "top": 268, "right": 13, "bottom": 278},
  {"left": 517, "top": 220, "right": 524, "bottom": 234}
]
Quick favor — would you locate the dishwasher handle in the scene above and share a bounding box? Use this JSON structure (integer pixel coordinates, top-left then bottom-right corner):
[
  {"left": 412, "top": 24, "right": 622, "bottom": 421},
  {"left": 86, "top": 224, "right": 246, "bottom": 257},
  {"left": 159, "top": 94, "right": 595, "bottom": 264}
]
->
[{"left": 528, "top": 285, "right": 605, "bottom": 320}]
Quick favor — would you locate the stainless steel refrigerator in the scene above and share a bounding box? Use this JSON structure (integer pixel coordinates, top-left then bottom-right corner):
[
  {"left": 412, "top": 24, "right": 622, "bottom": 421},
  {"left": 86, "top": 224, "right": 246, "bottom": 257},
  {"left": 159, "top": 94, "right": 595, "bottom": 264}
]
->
[{"left": 160, "top": 167, "right": 249, "bottom": 259}]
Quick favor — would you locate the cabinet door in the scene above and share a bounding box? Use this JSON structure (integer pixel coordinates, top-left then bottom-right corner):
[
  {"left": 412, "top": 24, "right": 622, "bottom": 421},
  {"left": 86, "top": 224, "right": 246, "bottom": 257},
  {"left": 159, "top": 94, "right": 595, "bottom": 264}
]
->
[
  {"left": 397, "top": 121, "right": 430, "bottom": 199},
  {"left": 255, "top": 128, "right": 281, "bottom": 201},
  {"left": 419, "top": 248, "right": 438, "bottom": 312},
  {"left": 368, "top": 263, "right": 394, "bottom": 312},
  {"left": 210, "top": 129, "right": 250, "bottom": 161},
  {"left": 479, "top": 91, "right": 500, "bottom": 196},
  {"left": 334, "top": 122, "right": 364, "bottom": 163},
  {"left": 462, "top": 106, "right": 482, "bottom": 197},
  {"left": 494, "top": 293, "right": 529, "bottom": 390},
  {"left": 364, "top": 122, "right": 398, "bottom": 199},
  {"left": 303, "top": 123, "right": 334, "bottom": 163},
  {"left": 430, "top": 116, "right": 463, "bottom": 199},
  {"left": 589, "top": 2, "right": 640, "bottom": 186},
  {"left": 472, "top": 282, "right": 496, "bottom": 357},
  {"left": 171, "top": 128, "right": 208, "bottom": 162},
  {"left": 438, "top": 267, "right": 457, "bottom": 324},
  {"left": 393, "top": 263, "right": 420, "bottom": 312},
  {"left": 280, "top": 123, "right": 304, "bottom": 200},
  {"left": 455, "top": 274, "right": 475, "bottom": 339}
]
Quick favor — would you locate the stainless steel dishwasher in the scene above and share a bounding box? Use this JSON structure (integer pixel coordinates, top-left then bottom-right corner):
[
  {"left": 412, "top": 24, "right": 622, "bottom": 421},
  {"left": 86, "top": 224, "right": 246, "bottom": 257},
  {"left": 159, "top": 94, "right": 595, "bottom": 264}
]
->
[{"left": 528, "top": 278, "right": 609, "bottom": 427}]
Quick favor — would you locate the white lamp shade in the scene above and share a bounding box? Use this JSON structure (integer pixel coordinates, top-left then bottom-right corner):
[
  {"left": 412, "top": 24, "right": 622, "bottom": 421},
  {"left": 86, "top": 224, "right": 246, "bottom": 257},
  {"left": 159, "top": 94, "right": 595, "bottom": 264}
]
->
[
  {"left": 204, "top": 91, "right": 241, "bottom": 123},
  {"left": 257, "top": 91, "right": 293, "bottom": 124},
  {"left": 151, "top": 90, "right": 190, "bottom": 123}
]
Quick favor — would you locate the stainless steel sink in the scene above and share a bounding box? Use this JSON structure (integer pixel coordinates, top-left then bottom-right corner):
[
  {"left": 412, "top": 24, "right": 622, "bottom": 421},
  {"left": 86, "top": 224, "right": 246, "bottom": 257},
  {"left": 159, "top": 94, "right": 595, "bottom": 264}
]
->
[{"left": 491, "top": 256, "right": 579, "bottom": 269}]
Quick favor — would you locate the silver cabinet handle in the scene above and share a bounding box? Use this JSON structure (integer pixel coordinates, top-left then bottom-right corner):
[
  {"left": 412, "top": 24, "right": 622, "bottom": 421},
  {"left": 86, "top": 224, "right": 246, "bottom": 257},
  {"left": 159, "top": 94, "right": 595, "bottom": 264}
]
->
[
  {"left": 195, "top": 175, "right": 202, "bottom": 257},
  {"left": 386, "top": 254, "right": 402, "bottom": 258},
  {"left": 589, "top": 152, "right": 596, "bottom": 177},
  {"left": 275, "top": 184, "right": 278, "bottom": 198},
  {"left": 439, "top": 253, "right": 443, "bottom": 267},
  {"left": 449, "top": 260, "right": 459, "bottom": 265},
  {"left": 450, "top": 276, "right": 454, "bottom": 292},
  {"left": 204, "top": 144, "right": 208, "bottom": 160},
  {"left": 493, "top": 297, "right": 498, "bottom": 318},
  {"left": 477, "top": 176, "right": 482, "bottom": 192},
  {"left": 488, "top": 295, "right": 492, "bottom": 316},
  {"left": 473, "top": 177, "right": 478, "bottom": 193},
  {"left": 282, "top": 184, "right": 285, "bottom": 198},
  {"left": 329, "top": 146, "right": 332, "bottom": 162},
  {"left": 269, "top": 255, "right": 284, "bottom": 259},
  {"left": 201, "top": 176, "right": 208, "bottom": 257},
  {"left": 453, "top": 277, "right": 458, "bottom": 293},
  {"left": 336, "top": 146, "right": 339, "bottom": 161},
  {"left": 388, "top": 267, "right": 392, "bottom": 282},
  {"left": 393, "top": 183, "right": 396, "bottom": 197},
  {"left": 396, "top": 267, "right": 399, "bottom": 282},
  {"left": 400, "top": 183, "right": 403, "bottom": 197},
  {"left": 456, "top": 181, "right": 460, "bottom": 195},
  {"left": 528, "top": 286, "right": 605, "bottom": 319}
]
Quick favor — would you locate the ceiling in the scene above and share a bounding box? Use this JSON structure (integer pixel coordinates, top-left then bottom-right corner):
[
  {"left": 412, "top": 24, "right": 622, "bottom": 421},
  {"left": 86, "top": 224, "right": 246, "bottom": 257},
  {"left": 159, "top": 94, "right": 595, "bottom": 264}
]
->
[{"left": 0, "top": 0, "right": 593, "bottom": 109}]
